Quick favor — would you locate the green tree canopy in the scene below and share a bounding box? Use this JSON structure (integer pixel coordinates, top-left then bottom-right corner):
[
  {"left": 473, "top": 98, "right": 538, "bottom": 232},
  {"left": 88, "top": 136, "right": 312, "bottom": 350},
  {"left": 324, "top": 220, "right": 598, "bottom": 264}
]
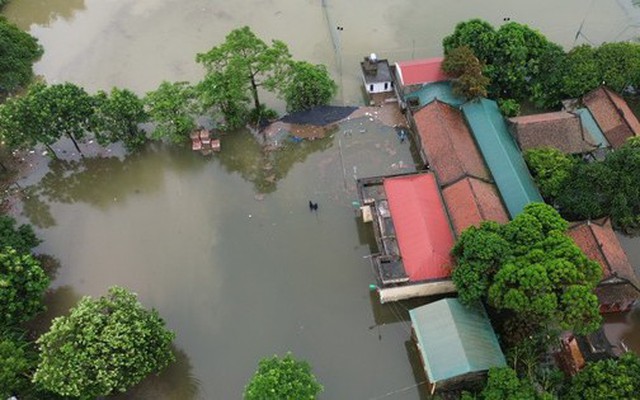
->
[
  {"left": 280, "top": 61, "right": 337, "bottom": 112},
  {"left": 560, "top": 45, "right": 601, "bottom": 99},
  {"left": 443, "top": 19, "right": 497, "bottom": 62},
  {"left": 34, "top": 286, "right": 175, "bottom": 399},
  {"left": 144, "top": 81, "right": 197, "bottom": 144},
  {"left": 524, "top": 147, "right": 577, "bottom": 201},
  {"left": 244, "top": 353, "right": 323, "bottom": 400},
  {"left": 0, "top": 334, "right": 33, "bottom": 399},
  {"left": 596, "top": 42, "right": 640, "bottom": 93},
  {"left": 0, "top": 17, "right": 43, "bottom": 94},
  {"left": 196, "top": 68, "right": 249, "bottom": 130},
  {"left": 452, "top": 203, "right": 602, "bottom": 335},
  {"left": 0, "top": 246, "right": 50, "bottom": 327},
  {"left": 196, "top": 26, "right": 291, "bottom": 122},
  {"left": 567, "top": 353, "right": 640, "bottom": 400},
  {"left": 0, "top": 215, "right": 41, "bottom": 255},
  {"left": 92, "top": 87, "right": 148, "bottom": 152}
]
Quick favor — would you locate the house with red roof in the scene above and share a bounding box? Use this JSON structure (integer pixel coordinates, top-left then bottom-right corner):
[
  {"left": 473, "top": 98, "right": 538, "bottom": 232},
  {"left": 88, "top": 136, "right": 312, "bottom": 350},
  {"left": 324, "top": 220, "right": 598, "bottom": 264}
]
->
[
  {"left": 357, "top": 172, "right": 456, "bottom": 303},
  {"left": 567, "top": 218, "right": 640, "bottom": 313},
  {"left": 393, "top": 58, "right": 449, "bottom": 103},
  {"left": 411, "top": 100, "right": 509, "bottom": 235},
  {"left": 583, "top": 86, "right": 640, "bottom": 148}
]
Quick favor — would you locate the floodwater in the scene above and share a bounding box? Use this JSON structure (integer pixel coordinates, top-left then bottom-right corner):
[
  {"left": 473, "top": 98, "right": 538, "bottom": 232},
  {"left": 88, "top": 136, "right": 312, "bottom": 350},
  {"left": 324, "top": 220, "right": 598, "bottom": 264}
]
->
[{"left": 4, "top": 0, "right": 640, "bottom": 399}]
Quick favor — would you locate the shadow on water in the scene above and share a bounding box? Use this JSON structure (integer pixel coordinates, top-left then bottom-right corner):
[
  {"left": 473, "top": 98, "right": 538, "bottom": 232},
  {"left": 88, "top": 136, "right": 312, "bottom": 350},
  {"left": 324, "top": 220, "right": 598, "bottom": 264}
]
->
[
  {"left": 111, "top": 345, "right": 200, "bottom": 400},
  {"left": 215, "top": 129, "right": 334, "bottom": 194},
  {"left": 2, "top": 0, "right": 86, "bottom": 29},
  {"left": 20, "top": 144, "right": 207, "bottom": 227},
  {"left": 25, "top": 285, "right": 82, "bottom": 338}
]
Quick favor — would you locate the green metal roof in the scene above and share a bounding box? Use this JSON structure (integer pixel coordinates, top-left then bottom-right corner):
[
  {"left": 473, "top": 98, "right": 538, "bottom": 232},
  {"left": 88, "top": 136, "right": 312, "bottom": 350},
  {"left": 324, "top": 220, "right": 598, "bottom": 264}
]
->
[
  {"left": 575, "top": 108, "right": 609, "bottom": 148},
  {"left": 405, "top": 82, "right": 466, "bottom": 108},
  {"left": 461, "top": 99, "right": 542, "bottom": 217},
  {"left": 409, "top": 298, "right": 506, "bottom": 384}
]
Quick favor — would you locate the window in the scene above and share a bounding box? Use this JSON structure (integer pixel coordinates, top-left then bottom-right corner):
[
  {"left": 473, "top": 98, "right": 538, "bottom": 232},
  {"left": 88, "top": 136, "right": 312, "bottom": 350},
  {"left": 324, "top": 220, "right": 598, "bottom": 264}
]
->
[
  {"left": 370, "top": 84, "right": 374, "bottom": 92},
  {"left": 384, "top": 82, "right": 389, "bottom": 90}
]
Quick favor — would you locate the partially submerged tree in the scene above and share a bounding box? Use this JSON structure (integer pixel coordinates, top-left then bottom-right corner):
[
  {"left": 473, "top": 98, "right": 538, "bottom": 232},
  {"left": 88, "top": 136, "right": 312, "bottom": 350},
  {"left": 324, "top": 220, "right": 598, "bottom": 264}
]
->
[
  {"left": 280, "top": 61, "right": 337, "bottom": 112},
  {"left": 244, "top": 353, "right": 323, "bottom": 400},
  {"left": 34, "top": 286, "right": 175, "bottom": 399},
  {"left": 144, "top": 81, "right": 197, "bottom": 144},
  {"left": 0, "top": 215, "right": 41, "bottom": 255},
  {"left": 92, "top": 87, "right": 148, "bottom": 152},
  {"left": 196, "top": 26, "right": 291, "bottom": 123},
  {"left": 196, "top": 69, "right": 249, "bottom": 130},
  {"left": 0, "top": 246, "right": 50, "bottom": 328},
  {"left": 0, "top": 17, "right": 43, "bottom": 95}
]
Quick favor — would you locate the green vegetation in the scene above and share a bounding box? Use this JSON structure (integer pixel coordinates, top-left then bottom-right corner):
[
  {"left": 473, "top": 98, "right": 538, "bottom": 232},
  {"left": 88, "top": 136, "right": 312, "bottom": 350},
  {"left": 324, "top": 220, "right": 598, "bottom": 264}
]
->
[
  {"left": 144, "top": 81, "right": 197, "bottom": 144},
  {"left": 462, "top": 367, "right": 549, "bottom": 400},
  {"left": 525, "top": 139, "right": 640, "bottom": 233},
  {"left": 92, "top": 87, "right": 148, "bottom": 152},
  {"left": 34, "top": 286, "right": 175, "bottom": 399},
  {"left": 0, "top": 334, "right": 33, "bottom": 398},
  {"left": 566, "top": 352, "right": 640, "bottom": 400},
  {"left": 0, "top": 17, "right": 43, "bottom": 95},
  {"left": 442, "top": 45, "right": 490, "bottom": 99},
  {"left": 281, "top": 61, "right": 337, "bottom": 112},
  {"left": 443, "top": 19, "right": 640, "bottom": 108},
  {"left": 244, "top": 353, "right": 323, "bottom": 400},
  {"left": 452, "top": 203, "right": 602, "bottom": 335},
  {"left": 0, "top": 214, "right": 41, "bottom": 255}
]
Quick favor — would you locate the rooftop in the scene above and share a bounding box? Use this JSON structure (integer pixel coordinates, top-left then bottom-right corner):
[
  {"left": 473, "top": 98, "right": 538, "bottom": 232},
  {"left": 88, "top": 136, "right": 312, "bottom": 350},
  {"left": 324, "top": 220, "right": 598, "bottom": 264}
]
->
[
  {"left": 405, "top": 81, "right": 466, "bottom": 109},
  {"left": 508, "top": 111, "right": 598, "bottom": 154},
  {"left": 361, "top": 57, "right": 393, "bottom": 84},
  {"left": 442, "top": 177, "right": 509, "bottom": 237},
  {"left": 383, "top": 173, "right": 455, "bottom": 282},
  {"left": 414, "top": 100, "right": 490, "bottom": 186},
  {"left": 395, "top": 57, "right": 448, "bottom": 87},
  {"left": 409, "top": 298, "right": 506, "bottom": 384},
  {"left": 461, "top": 98, "right": 543, "bottom": 217},
  {"left": 583, "top": 86, "right": 640, "bottom": 148}
]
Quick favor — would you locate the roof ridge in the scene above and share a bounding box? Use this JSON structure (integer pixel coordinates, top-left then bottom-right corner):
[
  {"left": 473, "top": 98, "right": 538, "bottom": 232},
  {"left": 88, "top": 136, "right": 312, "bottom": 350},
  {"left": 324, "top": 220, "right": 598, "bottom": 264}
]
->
[
  {"left": 602, "top": 87, "right": 635, "bottom": 134},
  {"left": 586, "top": 223, "right": 614, "bottom": 278}
]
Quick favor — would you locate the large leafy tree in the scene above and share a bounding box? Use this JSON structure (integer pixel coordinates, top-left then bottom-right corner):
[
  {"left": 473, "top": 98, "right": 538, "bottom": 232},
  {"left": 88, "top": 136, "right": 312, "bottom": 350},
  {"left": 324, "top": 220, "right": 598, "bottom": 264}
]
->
[
  {"left": 196, "top": 26, "right": 291, "bottom": 122},
  {"left": 560, "top": 45, "right": 601, "bottom": 99},
  {"left": 280, "top": 61, "right": 337, "bottom": 112},
  {"left": 92, "top": 87, "right": 148, "bottom": 152},
  {"left": 443, "top": 19, "right": 497, "bottom": 62},
  {"left": 596, "top": 42, "right": 640, "bottom": 93},
  {"left": 524, "top": 147, "right": 577, "bottom": 201},
  {"left": 442, "top": 45, "right": 490, "bottom": 99},
  {"left": 144, "top": 81, "right": 197, "bottom": 144},
  {"left": 0, "top": 246, "right": 50, "bottom": 327},
  {"left": 0, "top": 17, "right": 43, "bottom": 95},
  {"left": 452, "top": 203, "right": 602, "bottom": 335},
  {"left": 0, "top": 215, "right": 41, "bottom": 255},
  {"left": 195, "top": 69, "right": 249, "bottom": 130},
  {"left": 34, "top": 286, "right": 175, "bottom": 399},
  {"left": 244, "top": 353, "right": 323, "bottom": 400},
  {"left": 566, "top": 353, "right": 640, "bottom": 400},
  {"left": 0, "top": 334, "right": 33, "bottom": 399}
]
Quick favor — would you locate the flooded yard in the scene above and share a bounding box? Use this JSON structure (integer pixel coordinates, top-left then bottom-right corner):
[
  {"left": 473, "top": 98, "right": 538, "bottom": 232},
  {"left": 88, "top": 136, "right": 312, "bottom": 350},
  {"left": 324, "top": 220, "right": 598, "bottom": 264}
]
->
[{"left": 4, "top": 0, "right": 640, "bottom": 398}]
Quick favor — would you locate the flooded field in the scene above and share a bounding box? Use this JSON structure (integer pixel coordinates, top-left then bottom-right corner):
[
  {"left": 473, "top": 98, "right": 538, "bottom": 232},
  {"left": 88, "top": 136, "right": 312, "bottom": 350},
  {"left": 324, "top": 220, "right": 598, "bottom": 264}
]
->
[{"left": 4, "top": 0, "right": 640, "bottom": 398}]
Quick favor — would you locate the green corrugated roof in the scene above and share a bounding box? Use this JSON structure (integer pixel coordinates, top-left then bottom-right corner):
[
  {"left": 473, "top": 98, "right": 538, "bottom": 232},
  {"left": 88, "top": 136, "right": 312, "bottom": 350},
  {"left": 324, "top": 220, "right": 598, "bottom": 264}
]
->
[
  {"left": 409, "top": 298, "right": 506, "bottom": 383},
  {"left": 461, "top": 99, "right": 542, "bottom": 217},
  {"left": 405, "top": 82, "right": 466, "bottom": 108},
  {"left": 575, "top": 108, "right": 609, "bottom": 148}
]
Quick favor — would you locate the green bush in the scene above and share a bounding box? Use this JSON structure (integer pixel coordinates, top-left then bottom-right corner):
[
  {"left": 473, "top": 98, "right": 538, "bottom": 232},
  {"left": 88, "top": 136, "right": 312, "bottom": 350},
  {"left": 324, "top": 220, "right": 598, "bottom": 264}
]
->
[{"left": 244, "top": 353, "right": 323, "bottom": 400}]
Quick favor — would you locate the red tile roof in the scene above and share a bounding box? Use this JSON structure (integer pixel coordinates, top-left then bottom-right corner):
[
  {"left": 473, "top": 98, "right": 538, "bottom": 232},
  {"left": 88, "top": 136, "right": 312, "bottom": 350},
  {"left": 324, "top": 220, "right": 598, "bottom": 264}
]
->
[
  {"left": 508, "top": 111, "right": 597, "bottom": 154},
  {"left": 383, "top": 173, "right": 455, "bottom": 282},
  {"left": 567, "top": 218, "right": 637, "bottom": 283},
  {"left": 583, "top": 87, "right": 640, "bottom": 148},
  {"left": 395, "top": 57, "right": 448, "bottom": 87},
  {"left": 442, "top": 177, "right": 509, "bottom": 236},
  {"left": 414, "top": 101, "right": 491, "bottom": 186}
]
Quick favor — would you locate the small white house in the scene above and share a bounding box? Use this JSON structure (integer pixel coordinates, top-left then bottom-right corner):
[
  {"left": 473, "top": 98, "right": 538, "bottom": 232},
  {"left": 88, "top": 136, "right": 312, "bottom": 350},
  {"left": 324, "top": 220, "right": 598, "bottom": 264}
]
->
[{"left": 361, "top": 54, "right": 393, "bottom": 94}]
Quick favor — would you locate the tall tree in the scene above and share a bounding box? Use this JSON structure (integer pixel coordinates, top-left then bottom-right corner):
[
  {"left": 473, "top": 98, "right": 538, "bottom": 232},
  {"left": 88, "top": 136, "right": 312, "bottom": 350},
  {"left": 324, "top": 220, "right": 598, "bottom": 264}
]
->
[
  {"left": 0, "top": 334, "right": 33, "bottom": 399},
  {"left": 0, "top": 246, "right": 50, "bottom": 328},
  {"left": 567, "top": 353, "right": 640, "bottom": 400},
  {"left": 195, "top": 69, "right": 249, "bottom": 130},
  {"left": 443, "top": 19, "right": 497, "bottom": 62},
  {"left": 596, "top": 42, "right": 640, "bottom": 93},
  {"left": 0, "top": 17, "right": 43, "bottom": 95},
  {"left": 92, "top": 87, "right": 148, "bottom": 152},
  {"left": 244, "top": 353, "right": 323, "bottom": 400},
  {"left": 280, "top": 61, "right": 337, "bottom": 112},
  {"left": 0, "top": 215, "right": 41, "bottom": 255},
  {"left": 442, "top": 45, "right": 490, "bottom": 99},
  {"left": 144, "top": 81, "right": 197, "bottom": 144},
  {"left": 34, "top": 286, "right": 175, "bottom": 399},
  {"left": 196, "top": 26, "right": 291, "bottom": 121}
]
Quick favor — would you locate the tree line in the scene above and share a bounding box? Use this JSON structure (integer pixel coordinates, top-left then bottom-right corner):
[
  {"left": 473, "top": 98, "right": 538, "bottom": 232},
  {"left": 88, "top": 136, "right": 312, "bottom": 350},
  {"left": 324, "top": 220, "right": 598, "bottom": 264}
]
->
[
  {"left": 0, "top": 25, "right": 338, "bottom": 158},
  {"left": 442, "top": 19, "right": 640, "bottom": 111}
]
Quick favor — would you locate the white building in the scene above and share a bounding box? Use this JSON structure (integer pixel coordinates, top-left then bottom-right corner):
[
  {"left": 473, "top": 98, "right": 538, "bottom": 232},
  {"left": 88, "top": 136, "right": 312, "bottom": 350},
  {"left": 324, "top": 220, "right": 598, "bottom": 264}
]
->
[{"left": 361, "top": 54, "right": 393, "bottom": 94}]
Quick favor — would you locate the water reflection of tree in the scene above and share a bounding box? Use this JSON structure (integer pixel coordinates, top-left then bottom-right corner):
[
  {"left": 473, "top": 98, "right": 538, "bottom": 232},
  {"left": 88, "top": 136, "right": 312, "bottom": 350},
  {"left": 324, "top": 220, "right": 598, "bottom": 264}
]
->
[
  {"left": 111, "top": 344, "right": 200, "bottom": 400},
  {"left": 25, "top": 285, "right": 81, "bottom": 338},
  {"left": 4, "top": 0, "right": 86, "bottom": 29},
  {"left": 215, "top": 129, "right": 334, "bottom": 194}
]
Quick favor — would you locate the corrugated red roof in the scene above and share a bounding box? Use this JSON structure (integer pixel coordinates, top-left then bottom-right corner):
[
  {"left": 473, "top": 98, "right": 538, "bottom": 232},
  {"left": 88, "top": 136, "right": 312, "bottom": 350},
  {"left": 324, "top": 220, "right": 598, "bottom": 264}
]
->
[
  {"left": 395, "top": 57, "right": 448, "bottom": 87},
  {"left": 414, "top": 101, "right": 490, "bottom": 186},
  {"left": 442, "top": 177, "right": 509, "bottom": 236},
  {"left": 583, "top": 87, "right": 640, "bottom": 148},
  {"left": 383, "top": 174, "right": 455, "bottom": 281},
  {"left": 567, "top": 218, "right": 637, "bottom": 283}
]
